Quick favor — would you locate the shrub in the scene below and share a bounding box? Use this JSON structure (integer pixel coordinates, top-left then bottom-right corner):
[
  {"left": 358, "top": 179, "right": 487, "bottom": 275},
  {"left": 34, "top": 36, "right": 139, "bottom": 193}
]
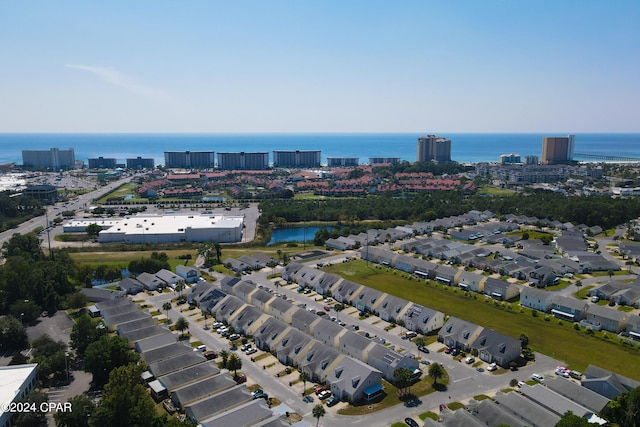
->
[
  {"left": 532, "top": 310, "right": 538, "bottom": 317},
  {"left": 544, "top": 315, "right": 550, "bottom": 321},
  {"left": 573, "top": 323, "right": 580, "bottom": 330},
  {"left": 585, "top": 326, "right": 594, "bottom": 336}
]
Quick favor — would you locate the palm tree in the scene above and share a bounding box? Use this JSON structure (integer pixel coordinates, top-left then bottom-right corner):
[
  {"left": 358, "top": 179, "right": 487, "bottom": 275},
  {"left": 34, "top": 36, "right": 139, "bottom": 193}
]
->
[
  {"left": 226, "top": 353, "right": 242, "bottom": 378},
  {"left": 175, "top": 282, "right": 186, "bottom": 300},
  {"left": 162, "top": 302, "right": 172, "bottom": 324},
  {"left": 213, "top": 242, "right": 222, "bottom": 263},
  {"left": 219, "top": 349, "right": 229, "bottom": 368},
  {"left": 428, "top": 362, "right": 445, "bottom": 386},
  {"left": 312, "top": 404, "right": 326, "bottom": 427},
  {"left": 299, "top": 371, "right": 310, "bottom": 396},
  {"left": 175, "top": 316, "right": 189, "bottom": 338},
  {"left": 202, "top": 310, "right": 210, "bottom": 329}
]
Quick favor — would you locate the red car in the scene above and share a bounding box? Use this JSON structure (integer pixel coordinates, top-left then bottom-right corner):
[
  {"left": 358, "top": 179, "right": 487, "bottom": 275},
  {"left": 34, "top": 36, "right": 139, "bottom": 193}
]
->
[
  {"left": 324, "top": 305, "right": 331, "bottom": 311},
  {"left": 444, "top": 346, "right": 452, "bottom": 354}
]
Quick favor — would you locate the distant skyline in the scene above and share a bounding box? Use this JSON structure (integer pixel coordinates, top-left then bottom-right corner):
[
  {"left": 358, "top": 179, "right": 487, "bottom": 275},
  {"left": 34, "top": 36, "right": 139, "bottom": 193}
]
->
[{"left": 1, "top": 1, "right": 639, "bottom": 133}]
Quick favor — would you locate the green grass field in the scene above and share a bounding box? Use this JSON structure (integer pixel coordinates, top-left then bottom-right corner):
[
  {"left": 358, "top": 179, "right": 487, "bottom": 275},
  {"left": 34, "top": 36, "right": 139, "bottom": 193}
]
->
[
  {"left": 478, "top": 186, "right": 516, "bottom": 196},
  {"left": 323, "top": 261, "right": 640, "bottom": 380},
  {"left": 69, "top": 249, "right": 197, "bottom": 270}
]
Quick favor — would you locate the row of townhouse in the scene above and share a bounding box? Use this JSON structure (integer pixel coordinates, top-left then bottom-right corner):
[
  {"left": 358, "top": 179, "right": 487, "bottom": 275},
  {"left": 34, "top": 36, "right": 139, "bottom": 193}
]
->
[
  {"left": 281, "top": 261, "right": 522, "bottom": 367},
  {"left": 282, "top": 261, "right": 445, "bottom": 332},
  {"left": 96, "top": 297, "right": 286, "bottom": 427},
  {"left": 223, "top": 253, "right": 278, "bottom": 273},
  {"left": 360, "top": 247, "right": 521, "bottom": 300},
  {"left": 113, "top": 266, "right": 199, "bottom": 294},
  {"left": 324, "top": 210, "right": 497, "bottom": 250},
  {"left": 520, "top": 287, "right": 640, "bottom": 335},
  {"left": 191, "top": 279, "right": 392, "bottom": 402},
  {"left": 438, "top": 317, "right": 522, "bottom": 367},
  {"left": 216, "top": 278, "right": 419, "bottom": 382}
]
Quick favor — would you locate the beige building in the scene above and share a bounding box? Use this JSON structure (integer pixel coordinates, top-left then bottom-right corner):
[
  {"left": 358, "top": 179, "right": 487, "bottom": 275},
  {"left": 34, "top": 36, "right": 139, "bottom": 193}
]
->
[
  {"left": 541, "top": 135, "right": 575, "bottom": 164},
  {"left": 416, "top": 135, "right": 451, "bottom": 162}
]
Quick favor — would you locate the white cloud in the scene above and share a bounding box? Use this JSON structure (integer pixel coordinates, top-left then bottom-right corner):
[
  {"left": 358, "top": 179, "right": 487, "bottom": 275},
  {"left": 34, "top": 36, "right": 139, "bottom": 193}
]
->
[{"left": 65, "top": 64, "right": 170, "bottom": 100}]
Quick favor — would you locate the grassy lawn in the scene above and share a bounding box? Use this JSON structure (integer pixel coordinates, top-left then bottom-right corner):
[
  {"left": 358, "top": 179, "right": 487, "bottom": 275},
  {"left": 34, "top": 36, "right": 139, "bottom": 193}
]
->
[
  {"left": 323, "top": 261, "right": 640, "bottom": 380},
  {"left": 478, "top": 186, "right": 516, "bottom": 196},
  {"left": 69, "top": 249, "right": 197, "bottom": 270},
  {"left": 337, "top": 374, "right": 450, "bottom": 415},
  {"left": 96, "top": 183, "right": 140, "bottom": 203},
  {"left": 573, "top": 285, "right": 594, "bottom": 299}
]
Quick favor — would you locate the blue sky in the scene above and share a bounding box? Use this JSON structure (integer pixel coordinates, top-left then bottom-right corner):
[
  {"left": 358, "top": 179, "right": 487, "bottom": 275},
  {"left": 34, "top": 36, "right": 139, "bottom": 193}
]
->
[{"left": 1, "top": 1, "right": 638, "bottom": 133}]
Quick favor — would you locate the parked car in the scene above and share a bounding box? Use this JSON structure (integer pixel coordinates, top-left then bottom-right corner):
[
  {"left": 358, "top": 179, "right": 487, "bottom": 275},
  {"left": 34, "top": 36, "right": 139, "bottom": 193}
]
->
[
  {"left": 195, "top": 345, "right": 206, "bottom": 352},
  {"left": 517, "top": 381, "right": 526, "bottom": 388},
  {"left": 444, "top": 346, "right": 452, "bottom": 354},
  {"left": 235, "top": 375, "right": 247, "bottom": 384},
  {"left": 451, "top": 348, "right": 460, "bottom": 356},
  {"left": 418, "top": 346, "right": 429, "bottom": 353},
  {"left": 487, "top": 363, "right": 497, "bottom": 371},
  {"left": 228, "top": 334, "right": 240, "bottom": 341},
  {"left": 245, "top": 347, "right": 257, "bottom": 355},
  {"left": 326, "top": 396, "right": 338, "bottom": 407},
  {"left": 324, "top": 305, "right": 331, "bottom": 311},
  {"left": 531, "top": 373, "right": 544, "bottom": 382},
  {"left": 203, "top": 351, "right": 217, "bottom": 360},
  {"left": 465, "top": 356, "right": 475, "bottom": 364},
  {"left": 315, "top": 385, "right": 329, "bottom": 395},
  {"left": 241, "top": 343, "right": 252, "bottom": 351},
  {"left": 253, "top": 390, "right": 268, "bottom": 400},
  {"left": 318, "top": 390, "right": 332, "bottom": 400},
  {"left": 404, "top": 417, "right": 419, "bottom": 427},
  {"left": 324, "top": 297, "right": 333, "bottom": 303}
]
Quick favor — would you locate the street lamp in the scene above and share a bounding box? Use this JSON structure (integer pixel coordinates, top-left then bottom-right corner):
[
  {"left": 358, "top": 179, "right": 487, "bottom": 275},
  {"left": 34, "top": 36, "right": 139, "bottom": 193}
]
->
[
  {"left": 65, "top": 352, "right": 70, "bottom": 383},
  {"left": 20, "top": 312, "right": 24, "bottom": 325}
]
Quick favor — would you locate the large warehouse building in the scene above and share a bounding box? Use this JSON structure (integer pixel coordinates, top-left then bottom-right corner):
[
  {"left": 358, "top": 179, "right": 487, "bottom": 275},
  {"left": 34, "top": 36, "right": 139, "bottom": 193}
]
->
[{"left": 64, "top": 214, "right": 244, "bottom": 244}]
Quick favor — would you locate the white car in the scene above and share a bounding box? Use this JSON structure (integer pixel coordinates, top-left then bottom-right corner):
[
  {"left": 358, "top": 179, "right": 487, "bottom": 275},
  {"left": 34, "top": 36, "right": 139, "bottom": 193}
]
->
[
  {"left": 487, "top": 363, "right": 497, "bottom": 371},
  {"left": 531, "top": 374, "right": 544, "bottom": 382},
  {"left": 465, "top": 356, "right": 475, "bottom": 364},
  {"left": 245, "top": 347, "right": 257, "bottom": 355},
  {"left": 324, "top": 297, "right": 334, "bottom": 303}
]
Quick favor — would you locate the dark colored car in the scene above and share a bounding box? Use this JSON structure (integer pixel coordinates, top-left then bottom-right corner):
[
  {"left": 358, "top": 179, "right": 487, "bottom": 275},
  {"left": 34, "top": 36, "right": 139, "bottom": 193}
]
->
[
  {"left": 418, "top": 346, "right": 429, "bottom": 353},
  {"left": 404, "top": 417, "right": 419, "bottom": 427},
  {"left": 451, "top": 348, "right": 460, "bottom": 356},
  {"left": 326, "top": 396, "right": 338, "bottom": 407}
]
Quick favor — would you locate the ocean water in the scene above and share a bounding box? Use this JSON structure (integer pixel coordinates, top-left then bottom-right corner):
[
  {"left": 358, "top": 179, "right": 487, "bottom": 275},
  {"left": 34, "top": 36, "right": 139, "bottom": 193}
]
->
[{"left": 0, "top": 133, "right": 639, "bottom": 165}]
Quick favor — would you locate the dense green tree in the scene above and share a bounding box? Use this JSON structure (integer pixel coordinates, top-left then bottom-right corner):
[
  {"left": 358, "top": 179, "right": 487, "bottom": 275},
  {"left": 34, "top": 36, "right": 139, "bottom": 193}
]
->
[
  {"left": 428, "top": 362, "right": 445, "bottom": 386},
  {"left": 554, "top": 411, "right": 590, "bottom": 427},
  {"left": 0, "top": 315, "right": 28, "bottom": 350},
  {"left": 9, "top": 299, "right": 41, "bottom": 324},
  {"left": 85, "top": 223, "right": 103, "bottom": 238},
  {"left": 84, "top": 335, "right": 139, "bottom": 385},
  {"left": 90, "top": 363, "right": 157, "bottom": 427},
  {"left": 1, "top": 233, "right": 45, "bottom": 262},
  {"left": 12, "top": 389, "right": 48, "bottom": 427},
  {"left": 31, "top": 334, "right": 67, "bottom": 358},
  {"left": 66, "top": 291, "right": 88, "bottom": 310},
  {"left": 393, "top": 367, "right": 414, "bottom": 396},
  {"left": 519, "top": 333, "right": 530, "bottom": 349},
  {"left": 54, "top": 394, "right": 96, "bottom": 427},
  {"left": 603, "top": 386, "right": 640, "bottom": 427},
  {"left": 70, "top": 314, "right": 107, "bottom": 357},
  {"left": 128, "top": 256, "right": 170, "bottom": 275}
]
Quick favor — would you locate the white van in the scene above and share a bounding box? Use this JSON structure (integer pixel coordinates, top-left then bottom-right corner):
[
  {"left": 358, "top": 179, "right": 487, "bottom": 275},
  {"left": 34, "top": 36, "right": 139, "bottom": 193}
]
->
[{"left": 531, "top": 374, "right": 544, "bottom": 382}]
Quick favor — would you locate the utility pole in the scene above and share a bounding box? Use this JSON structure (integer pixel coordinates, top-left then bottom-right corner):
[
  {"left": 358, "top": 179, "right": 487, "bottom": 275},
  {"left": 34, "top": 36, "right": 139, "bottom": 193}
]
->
[{"left": 45, "top": 211, "right": 53, "bottom": 260}]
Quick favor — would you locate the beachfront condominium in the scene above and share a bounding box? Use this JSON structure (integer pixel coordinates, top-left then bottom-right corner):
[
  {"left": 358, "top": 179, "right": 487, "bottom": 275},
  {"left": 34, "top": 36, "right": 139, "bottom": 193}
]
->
[
  {"left": 541, "top": 135, "right": 575, "bottom": 165},
  {"left": 126, "top": 157, "right": 155, "bottom": 169},
  {"left": 416, "top": 135, "right": 452, "bottom": 163},
  {"left": 164, "top": 151, "right": 215, "bottom": 168},
  {"left": 88, "top": 157, "right": 118, "bottom": 169},
  {"left": 327, "top": 157, "right": 359, "bottom": 167},
  {"left": 369, "top": 157, "right": 400, "bottom": 165},
  {"left": 22, "top": 147, "right": 75, "bottom": 170},
  {"left": 273, "top": 150, "right": 321, "bottom": 168},
  {"left": 499, "top": 154, "right": 521, "bottom": 164},
  {"left": 217, "top": 152, "right": 269, "bottom": 170}
]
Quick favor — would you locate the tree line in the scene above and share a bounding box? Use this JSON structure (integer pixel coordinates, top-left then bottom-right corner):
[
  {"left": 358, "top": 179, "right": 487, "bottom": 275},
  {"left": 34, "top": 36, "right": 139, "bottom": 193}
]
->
[{"left": 259, "top": 191, "right": 640, "bottom": 230}]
